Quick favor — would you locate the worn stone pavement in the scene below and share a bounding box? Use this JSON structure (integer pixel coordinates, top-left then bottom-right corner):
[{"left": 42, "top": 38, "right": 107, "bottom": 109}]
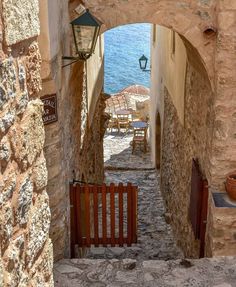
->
[
  {"left": 54, "top": 257, "right": 236, "bottom": 287},
  {"left": 85, "top": 131, "right": 182, "bottom": 260},
  {"left": 53, "top": 131, "right": 236, "bottom": 286}
]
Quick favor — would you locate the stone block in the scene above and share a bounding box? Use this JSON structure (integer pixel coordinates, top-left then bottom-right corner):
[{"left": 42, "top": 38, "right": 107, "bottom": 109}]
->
[
  {"left": 10, "top": 99, "right": 45, "bottom": 170},
  {"left": 29, "top": 239, "right": 54, "bottom": 287},
  {"left": 0, "top": 202, "right": 13, "bottom": 250},
  {"left": 2, "top": 0, "right": 40, "bottom": 45},
  {"left": 3, "top": 234, "right": 25, "bottom": 286},
  {"left": 0, "top": 136, "right": 11, "bottom": 171},
  {"left": 26, "top": 43, "right": 42, "bottom": 97},
  {"left": 0, "top": 168, "right": 16, "bottom": 207},
  {"left": 0, "top": 58, "right": 17, "bottom": 112},
  {"left": 26, "top": 190, "right": 51, "bottom": 268},
  {"left": 17, "top": 176, "right": 33, "bottom": 225},
  {"left": 32, "top": 152, "right": 48, "bottom": 191}
]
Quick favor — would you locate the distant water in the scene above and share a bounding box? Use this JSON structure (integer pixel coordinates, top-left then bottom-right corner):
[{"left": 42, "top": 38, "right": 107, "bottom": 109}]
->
[{"left": 104, "top": 23, "right": 151, "bottom": 94}]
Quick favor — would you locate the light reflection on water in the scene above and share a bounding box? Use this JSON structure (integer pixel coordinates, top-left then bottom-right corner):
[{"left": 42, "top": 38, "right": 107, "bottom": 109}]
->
[{"left": 104, "top": 23, "right": 151, "bottom": 94}]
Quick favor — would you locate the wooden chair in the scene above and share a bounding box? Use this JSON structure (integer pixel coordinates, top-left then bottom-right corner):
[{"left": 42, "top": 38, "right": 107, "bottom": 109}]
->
[
  {"left": 117, "top": 114, "right": 130, "bottom": 133},
  {"left": 132, "top": 127, "right": 148, "bottom": 154},
  {"left": 108, "top": 113, "right": 118, "bottom": 132}
]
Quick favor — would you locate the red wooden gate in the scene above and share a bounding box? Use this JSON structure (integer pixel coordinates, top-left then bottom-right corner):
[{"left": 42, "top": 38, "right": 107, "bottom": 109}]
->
[
  {"left": 189, "top": 159, "right": 209, "bottom": 258},
  {"left": 70, "top": 182, "right": 138, "bottom": 258}
]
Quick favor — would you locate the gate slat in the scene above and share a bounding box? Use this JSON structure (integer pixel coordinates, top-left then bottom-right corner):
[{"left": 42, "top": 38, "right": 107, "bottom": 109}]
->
[
  {"left": 76, "top": 185, "right": 82, "bottom": 247},
  {"left": 102, "top": 184, "right": 107, "bottom": 247},
  {"left": 70, "top": 184, "right": 76, "bottom": 258},
  {"left": 127, "top": 183, "right": 132, "bottom": 246},
  {"left": 93, "top": 185, "right": 99, "bottom": 247},
  {"left": 118, "top": 183, "right": 124, "bottom": 246},
  {"left": 85, "top": 185, "right": 91, "bottom": 247},
  {"left": 110, "top": 183, "right": 115, "bottom": 247},
  {"left": 132, "top": 186, "right": 138, "bottom": 243}
]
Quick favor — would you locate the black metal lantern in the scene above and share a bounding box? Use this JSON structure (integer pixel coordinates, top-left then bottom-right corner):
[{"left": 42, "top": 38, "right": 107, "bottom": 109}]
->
[
  {"left": 71, "top": 9, "right": 102, "bottom": 60},
  {"left": 62, "top": 9, "right": 102, "bottom": 66},
  {"left": 139, "top": 54, "right": 148, "bottom": 71}
]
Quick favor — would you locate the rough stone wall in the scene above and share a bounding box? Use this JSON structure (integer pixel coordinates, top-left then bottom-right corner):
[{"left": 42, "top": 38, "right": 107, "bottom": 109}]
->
[
  {"left": 210, "top": 0, "right": 236, "bottom": 191},
  {"left": 206, "top": 192, "right": 236, "bottom": 257},
  {"left": 65, "top": 62, "right": 106, "bottom": 185},
  {"left": 42, "top": 56, "right": 105, "bottom": 261},
  {"left": 0, "top": 0, "right": 53, "bottom": 285},
  {"left": 161, "top": 62, "right": 213, "bottom": 258}
]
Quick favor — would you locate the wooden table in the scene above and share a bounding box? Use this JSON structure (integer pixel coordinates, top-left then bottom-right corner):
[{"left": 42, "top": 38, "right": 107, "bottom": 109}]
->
[
  {"left": 116, "top": 109, "right": 134, "bottom": 116},
  {"left": 130, "top": 121, "right": 148, "bottom": 129}
]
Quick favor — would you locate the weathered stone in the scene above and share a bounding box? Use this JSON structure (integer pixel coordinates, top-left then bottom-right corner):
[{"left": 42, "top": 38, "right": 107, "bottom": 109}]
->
[
  {"left": 0, "top": 109, "right": 16, "bottom": 133},
  {"left": 0, "top": 58, "right": 17, "bottom": 111},
  {"left": 3, "top": 234, "right": 25, "bottom": 287},
  {"left": 32, "top": 152, "right": 48, "bottom": 191},
  {"left": 2, "top": 0, "right": 40, "bottom": 45},
  {"left": 28, "top": 239, "right": 54, "bottom": 287},
  {"left": 26, "top": 43, "right": 42, "bottom": 97},
  {"left": 0, "top": 135, "right": 11, "bottom": 164},
  {"left": 17, "top": 176, "right": 33, "bottom": 225},
  {"left": 54, "top": 257, "right": 236, "bottom": 286},
  {"left": 10, "top": 99, "right": 45, "bottom": 169},
  {"left": 0, "top": 202, "right": 13, "bottom": 249},
  {"left": 26, "top": 190, "right": 51, "bottom": 268},
  {"left": 115, "top": 270, "right": 138, "bottom": 283},
  {"left": 0, "top": 168, "right": 16, "bottom": 207}
]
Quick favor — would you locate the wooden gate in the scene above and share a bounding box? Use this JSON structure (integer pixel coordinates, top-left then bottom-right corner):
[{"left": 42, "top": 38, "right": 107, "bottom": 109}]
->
[
  {"left": 70, "top": 182, "right": 138, "bottom": 258},
  {"left": 189, "top": 159, "right": 209, "bottom": 258}
]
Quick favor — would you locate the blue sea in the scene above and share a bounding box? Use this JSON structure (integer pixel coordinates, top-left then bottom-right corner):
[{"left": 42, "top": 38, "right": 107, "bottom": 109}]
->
[{"left": 104, "top": 23, "right": 151, "bottom": 94}]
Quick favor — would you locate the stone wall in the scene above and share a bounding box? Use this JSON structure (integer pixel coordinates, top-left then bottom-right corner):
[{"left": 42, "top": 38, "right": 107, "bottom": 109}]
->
[
  {"left": 210, "top": 0, "right": 236, "bottom": 191},
  {"left": 0, "top": 0, "right": 53, "bottom": 285},
  {"left": 38, "top": 0, "right": 105, "bottom": 261},
  {"left": 41, "top": 58, "right": 106, "bottom": 261},
  {"left": 161, "top": 61, "right": 213, "bottom": 258},
  {"left": 206, "top": 192, "right": 236, "bottom": 257}
]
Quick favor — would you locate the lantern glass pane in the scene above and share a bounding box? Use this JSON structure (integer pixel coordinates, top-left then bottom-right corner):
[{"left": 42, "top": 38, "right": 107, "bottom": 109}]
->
[
  {"left": 74, "top": 25, "right": 96, "bottom": 53},
  {"left": 140, "top": 59, "right": 147, "bottom": 70}
]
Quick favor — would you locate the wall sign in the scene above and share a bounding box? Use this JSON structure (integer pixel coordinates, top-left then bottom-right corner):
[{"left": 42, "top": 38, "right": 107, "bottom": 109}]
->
[{"left": 41, "top": 94, "right": 58, "bottom": 125}]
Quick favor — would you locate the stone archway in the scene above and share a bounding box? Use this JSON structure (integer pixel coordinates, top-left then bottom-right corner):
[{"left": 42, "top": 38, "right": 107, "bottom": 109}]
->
[
  {"left": 70, "top": 0, "right": 216, "bottom": 87},
  {"left": 67, "top": 0, "right": 217, "bottom": 258}
]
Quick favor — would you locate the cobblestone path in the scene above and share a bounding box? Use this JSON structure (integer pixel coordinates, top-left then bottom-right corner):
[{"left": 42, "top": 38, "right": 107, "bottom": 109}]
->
[
  {"left": 54, "top": 132, "right": 236, "bottom": 286},
  {"left": 86, "top": 132, "right": 182, "bottom": 260}
]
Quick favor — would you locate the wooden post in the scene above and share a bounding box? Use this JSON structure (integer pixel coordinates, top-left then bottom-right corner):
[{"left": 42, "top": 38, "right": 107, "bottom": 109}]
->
[
  {"left": 76, "top": 185, "right": 82, "bottom": 247},
  {"left": 118, "top": 183, "right": 124, "bottom": 246},
  {"left": 110, "top": 183, "right": 115, "bottom": 247},
  {"left": 93, "top": 185, "right": 99, "bottom": 247},
  {"left": 102, "top": 184, "right": 107, "bottom": 246},
  {"left": 127, "top": 183, "right": 132, "bottom": 246},
  {"left": 85, "top": 185, "right": 91, "bottom": 247},
  {"left": 70, "top": 184, "right": 76, "bottom": 258}
]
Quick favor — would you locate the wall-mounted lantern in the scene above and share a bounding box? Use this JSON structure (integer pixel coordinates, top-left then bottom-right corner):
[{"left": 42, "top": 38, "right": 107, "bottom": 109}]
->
[
  {"left": 139, "top": 54, "right": 151, "bottom": 72},
  {"left": 62, "top": 9, "right": 103, "bottom": 67}
]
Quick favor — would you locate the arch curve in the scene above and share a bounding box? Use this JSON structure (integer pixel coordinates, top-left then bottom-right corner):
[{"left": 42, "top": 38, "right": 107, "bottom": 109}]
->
[{"left": 69, "top": 0, "right": 216, "bottom": 89}]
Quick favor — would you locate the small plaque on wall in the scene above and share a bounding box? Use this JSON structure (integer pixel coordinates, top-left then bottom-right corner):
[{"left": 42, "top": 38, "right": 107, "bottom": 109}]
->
[{"left": 41, "top": 94, "right": 58, "bottom": 125}]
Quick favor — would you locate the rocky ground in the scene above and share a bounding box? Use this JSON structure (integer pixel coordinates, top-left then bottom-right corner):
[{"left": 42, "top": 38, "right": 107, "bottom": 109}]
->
[
  {"left": 85, "top": 131, "right": 182, "bottom": 260},
  {"left": 54, "top": 257, "right": 236, "bottom": 287},
  {"left": 53, "top": 131, "right": 236, "bottom": 286}
]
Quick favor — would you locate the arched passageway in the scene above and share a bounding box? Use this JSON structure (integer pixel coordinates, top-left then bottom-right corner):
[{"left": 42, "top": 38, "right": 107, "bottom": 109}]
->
[
  {"left": 2, "top": 1, "right": 236, "bottom": 285},
  {"left": 38, "top": 1, "right": 234, "bottom": 266}
]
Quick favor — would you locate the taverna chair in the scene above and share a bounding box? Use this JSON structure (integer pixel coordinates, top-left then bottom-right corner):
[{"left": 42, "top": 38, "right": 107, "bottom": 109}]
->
[
  {"left": 108, "top": 113, "right": 119, "bottom": 132},
  {"left": 132, "top": 127, "right": 148, "bottom": 154},
  {"left": 117, "top": 114, "right": 130, "bottom": 133}
]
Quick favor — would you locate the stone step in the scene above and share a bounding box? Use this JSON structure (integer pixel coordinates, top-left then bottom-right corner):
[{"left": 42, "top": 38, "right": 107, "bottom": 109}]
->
[{"left": 54, "top": 257, "right": 236, "bottom": 287}]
